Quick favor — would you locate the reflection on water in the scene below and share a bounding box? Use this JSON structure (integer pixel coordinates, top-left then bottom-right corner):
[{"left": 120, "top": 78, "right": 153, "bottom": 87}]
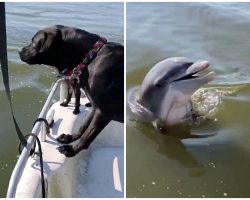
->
[{"left": 127, "top": 2, "right": 250, "bottom": 198}]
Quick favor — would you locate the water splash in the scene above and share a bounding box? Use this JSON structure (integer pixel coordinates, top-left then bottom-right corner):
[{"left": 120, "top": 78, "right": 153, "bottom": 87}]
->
[
  {"left": 191, "top": 88, "right": 220, "bottom": 119},
  {"left": 127, "top": 86, "right": 155, "bottom": 122}
]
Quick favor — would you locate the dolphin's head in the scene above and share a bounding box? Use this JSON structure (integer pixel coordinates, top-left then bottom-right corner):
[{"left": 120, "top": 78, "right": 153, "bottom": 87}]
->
[{"left": 137, "top": 57, "right": 215, "bottom": 125}]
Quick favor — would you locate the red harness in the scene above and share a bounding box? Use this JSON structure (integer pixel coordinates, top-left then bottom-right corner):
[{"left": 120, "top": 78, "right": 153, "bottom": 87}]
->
[{"left": 62, "top": 36, "right": 107, "bottom": 77}]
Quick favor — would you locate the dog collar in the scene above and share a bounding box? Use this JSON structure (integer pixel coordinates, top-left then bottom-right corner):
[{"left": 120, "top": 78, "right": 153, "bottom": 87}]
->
[{"left": 62, "top": 37, "right": 107, "bottom": 77}]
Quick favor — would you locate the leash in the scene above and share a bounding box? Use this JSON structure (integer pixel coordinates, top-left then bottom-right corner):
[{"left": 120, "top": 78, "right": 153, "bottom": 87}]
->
[
  {"left": 18, "top": 134, "right": 46, "bottom": 197},
  {"left": 0, "top": 3, "right": 27, "bottom": 147},
  {"left": 0, "top": 3, "right": 46, "bottom": 197}
]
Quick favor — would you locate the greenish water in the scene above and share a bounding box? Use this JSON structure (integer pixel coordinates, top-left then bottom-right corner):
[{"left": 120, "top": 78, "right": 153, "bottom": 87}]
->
[
  {"left": 0, "top": 2, "right": 123, "bottom": 197},
  {"left": 126, "top": 3, "right": 250, "bottom": 198}
]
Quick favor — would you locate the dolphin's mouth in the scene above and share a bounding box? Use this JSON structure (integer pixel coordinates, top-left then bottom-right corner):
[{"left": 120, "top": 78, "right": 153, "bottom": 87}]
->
[
  {"left": 175, "top": 73, "right": 199, "bottom": 81},
  {"left": 174, "top": 61, "right": 215, "bottom": 82}
]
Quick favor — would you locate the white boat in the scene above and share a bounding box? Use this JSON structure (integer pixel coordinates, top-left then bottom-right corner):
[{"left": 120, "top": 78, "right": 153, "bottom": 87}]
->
[{"left": 6, "top": 78, "right": 124, "bottom": 198}]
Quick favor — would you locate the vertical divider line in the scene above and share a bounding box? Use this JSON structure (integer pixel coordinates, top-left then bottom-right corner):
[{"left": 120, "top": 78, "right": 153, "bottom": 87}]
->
[{"left": 123, "top": 0, "right": 127, "bottom": 198}]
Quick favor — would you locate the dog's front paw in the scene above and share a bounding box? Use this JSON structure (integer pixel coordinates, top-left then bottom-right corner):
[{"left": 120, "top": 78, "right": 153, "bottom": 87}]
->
[
  {"left": 57, "top": 145, "right": 76, "bottom": 157},
  {"left": 73, "top": 108, "right": 80, "bottom": 115},
  {"left": 56, "top": 134, "right": 73, "bottom": 144},
  {"left": 60, "top": 102, "right": 69, "bottom": 107}
]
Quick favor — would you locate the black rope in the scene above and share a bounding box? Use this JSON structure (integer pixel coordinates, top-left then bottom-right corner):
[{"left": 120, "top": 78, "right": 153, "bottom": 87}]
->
[
  {"left": 0, "top": 2, "right": 27, "bottom": 146},
  {"left": 18, "top": 119, "right": 51, "bottom": 198},
  {"left": 0, "top": 3, "right": 46, "bottom": 198},
  {"left": 18, "top": 134, "right": 36, "bottom": 156},
  {"left": 33, "top": 118, "right": 50, "bottom": 134},
  {"left": 19, "top": 133, "right": 46, "bottom": 198}
]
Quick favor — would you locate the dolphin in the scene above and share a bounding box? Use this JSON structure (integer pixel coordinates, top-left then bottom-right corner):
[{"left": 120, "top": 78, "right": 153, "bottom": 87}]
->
[{"left": 128, "top": 57, "right": 216, "bottom": 128}]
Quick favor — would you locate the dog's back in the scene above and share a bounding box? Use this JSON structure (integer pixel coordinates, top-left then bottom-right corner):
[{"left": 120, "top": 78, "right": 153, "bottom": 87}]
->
[{"left": 82, "top": 42, "right": 124, "bottom": 122}]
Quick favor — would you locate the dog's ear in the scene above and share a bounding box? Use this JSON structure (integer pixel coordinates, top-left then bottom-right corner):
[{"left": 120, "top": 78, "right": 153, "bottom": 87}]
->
[{"left": 39, "top": 29, "right": 60, "bottom": 53}]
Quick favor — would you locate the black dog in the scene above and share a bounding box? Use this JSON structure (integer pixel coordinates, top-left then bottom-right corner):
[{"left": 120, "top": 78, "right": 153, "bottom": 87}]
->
[{"left": 19, "top": 25, "right": 124, "bottom": 157}]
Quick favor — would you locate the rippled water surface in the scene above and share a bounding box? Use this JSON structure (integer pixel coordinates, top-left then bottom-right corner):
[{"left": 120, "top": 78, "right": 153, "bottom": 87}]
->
[
  {"left": 126, "top": 3, "right": 250, "bottom": 198},
  {"left": 0, "top": 3, "right": 123, "bottom": 197}
]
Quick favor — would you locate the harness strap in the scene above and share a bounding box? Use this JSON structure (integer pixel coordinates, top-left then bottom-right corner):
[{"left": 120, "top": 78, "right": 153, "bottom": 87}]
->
[{"left": 62, "top": 36, "right": 107, "bottom": 77}]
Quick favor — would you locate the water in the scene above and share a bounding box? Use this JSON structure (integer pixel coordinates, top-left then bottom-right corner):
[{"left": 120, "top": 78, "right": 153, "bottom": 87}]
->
[
  {"left": 0, "top": 2, "right": 123, "bottom": 197},
  {"left": 126, "top": 3, "right": 250, "bottom": 198}
]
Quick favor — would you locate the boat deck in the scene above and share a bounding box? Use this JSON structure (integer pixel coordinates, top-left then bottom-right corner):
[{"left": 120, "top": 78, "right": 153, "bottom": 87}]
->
[{"left": 14, "top": 98, "right": 124, "bottom": 197}]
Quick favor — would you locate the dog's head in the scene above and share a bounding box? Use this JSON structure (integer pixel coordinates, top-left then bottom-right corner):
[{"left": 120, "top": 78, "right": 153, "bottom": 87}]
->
[
  {"left": 19, "top": 26, "right": 62, "bottom": 66},
  {"left": 19, "top": 25, "right": 100, "bottom": 71}
]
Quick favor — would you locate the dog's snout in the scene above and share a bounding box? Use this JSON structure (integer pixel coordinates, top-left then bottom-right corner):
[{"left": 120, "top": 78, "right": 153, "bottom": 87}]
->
[
  {"left": 18, "top": 46, "right": 26, "bottom": 54},
  {"left": 18, "top": 48, "right": 25, "bottom": 58},
  {"left": 18, "top": 47, "right": 30, "bottom": 62}
]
